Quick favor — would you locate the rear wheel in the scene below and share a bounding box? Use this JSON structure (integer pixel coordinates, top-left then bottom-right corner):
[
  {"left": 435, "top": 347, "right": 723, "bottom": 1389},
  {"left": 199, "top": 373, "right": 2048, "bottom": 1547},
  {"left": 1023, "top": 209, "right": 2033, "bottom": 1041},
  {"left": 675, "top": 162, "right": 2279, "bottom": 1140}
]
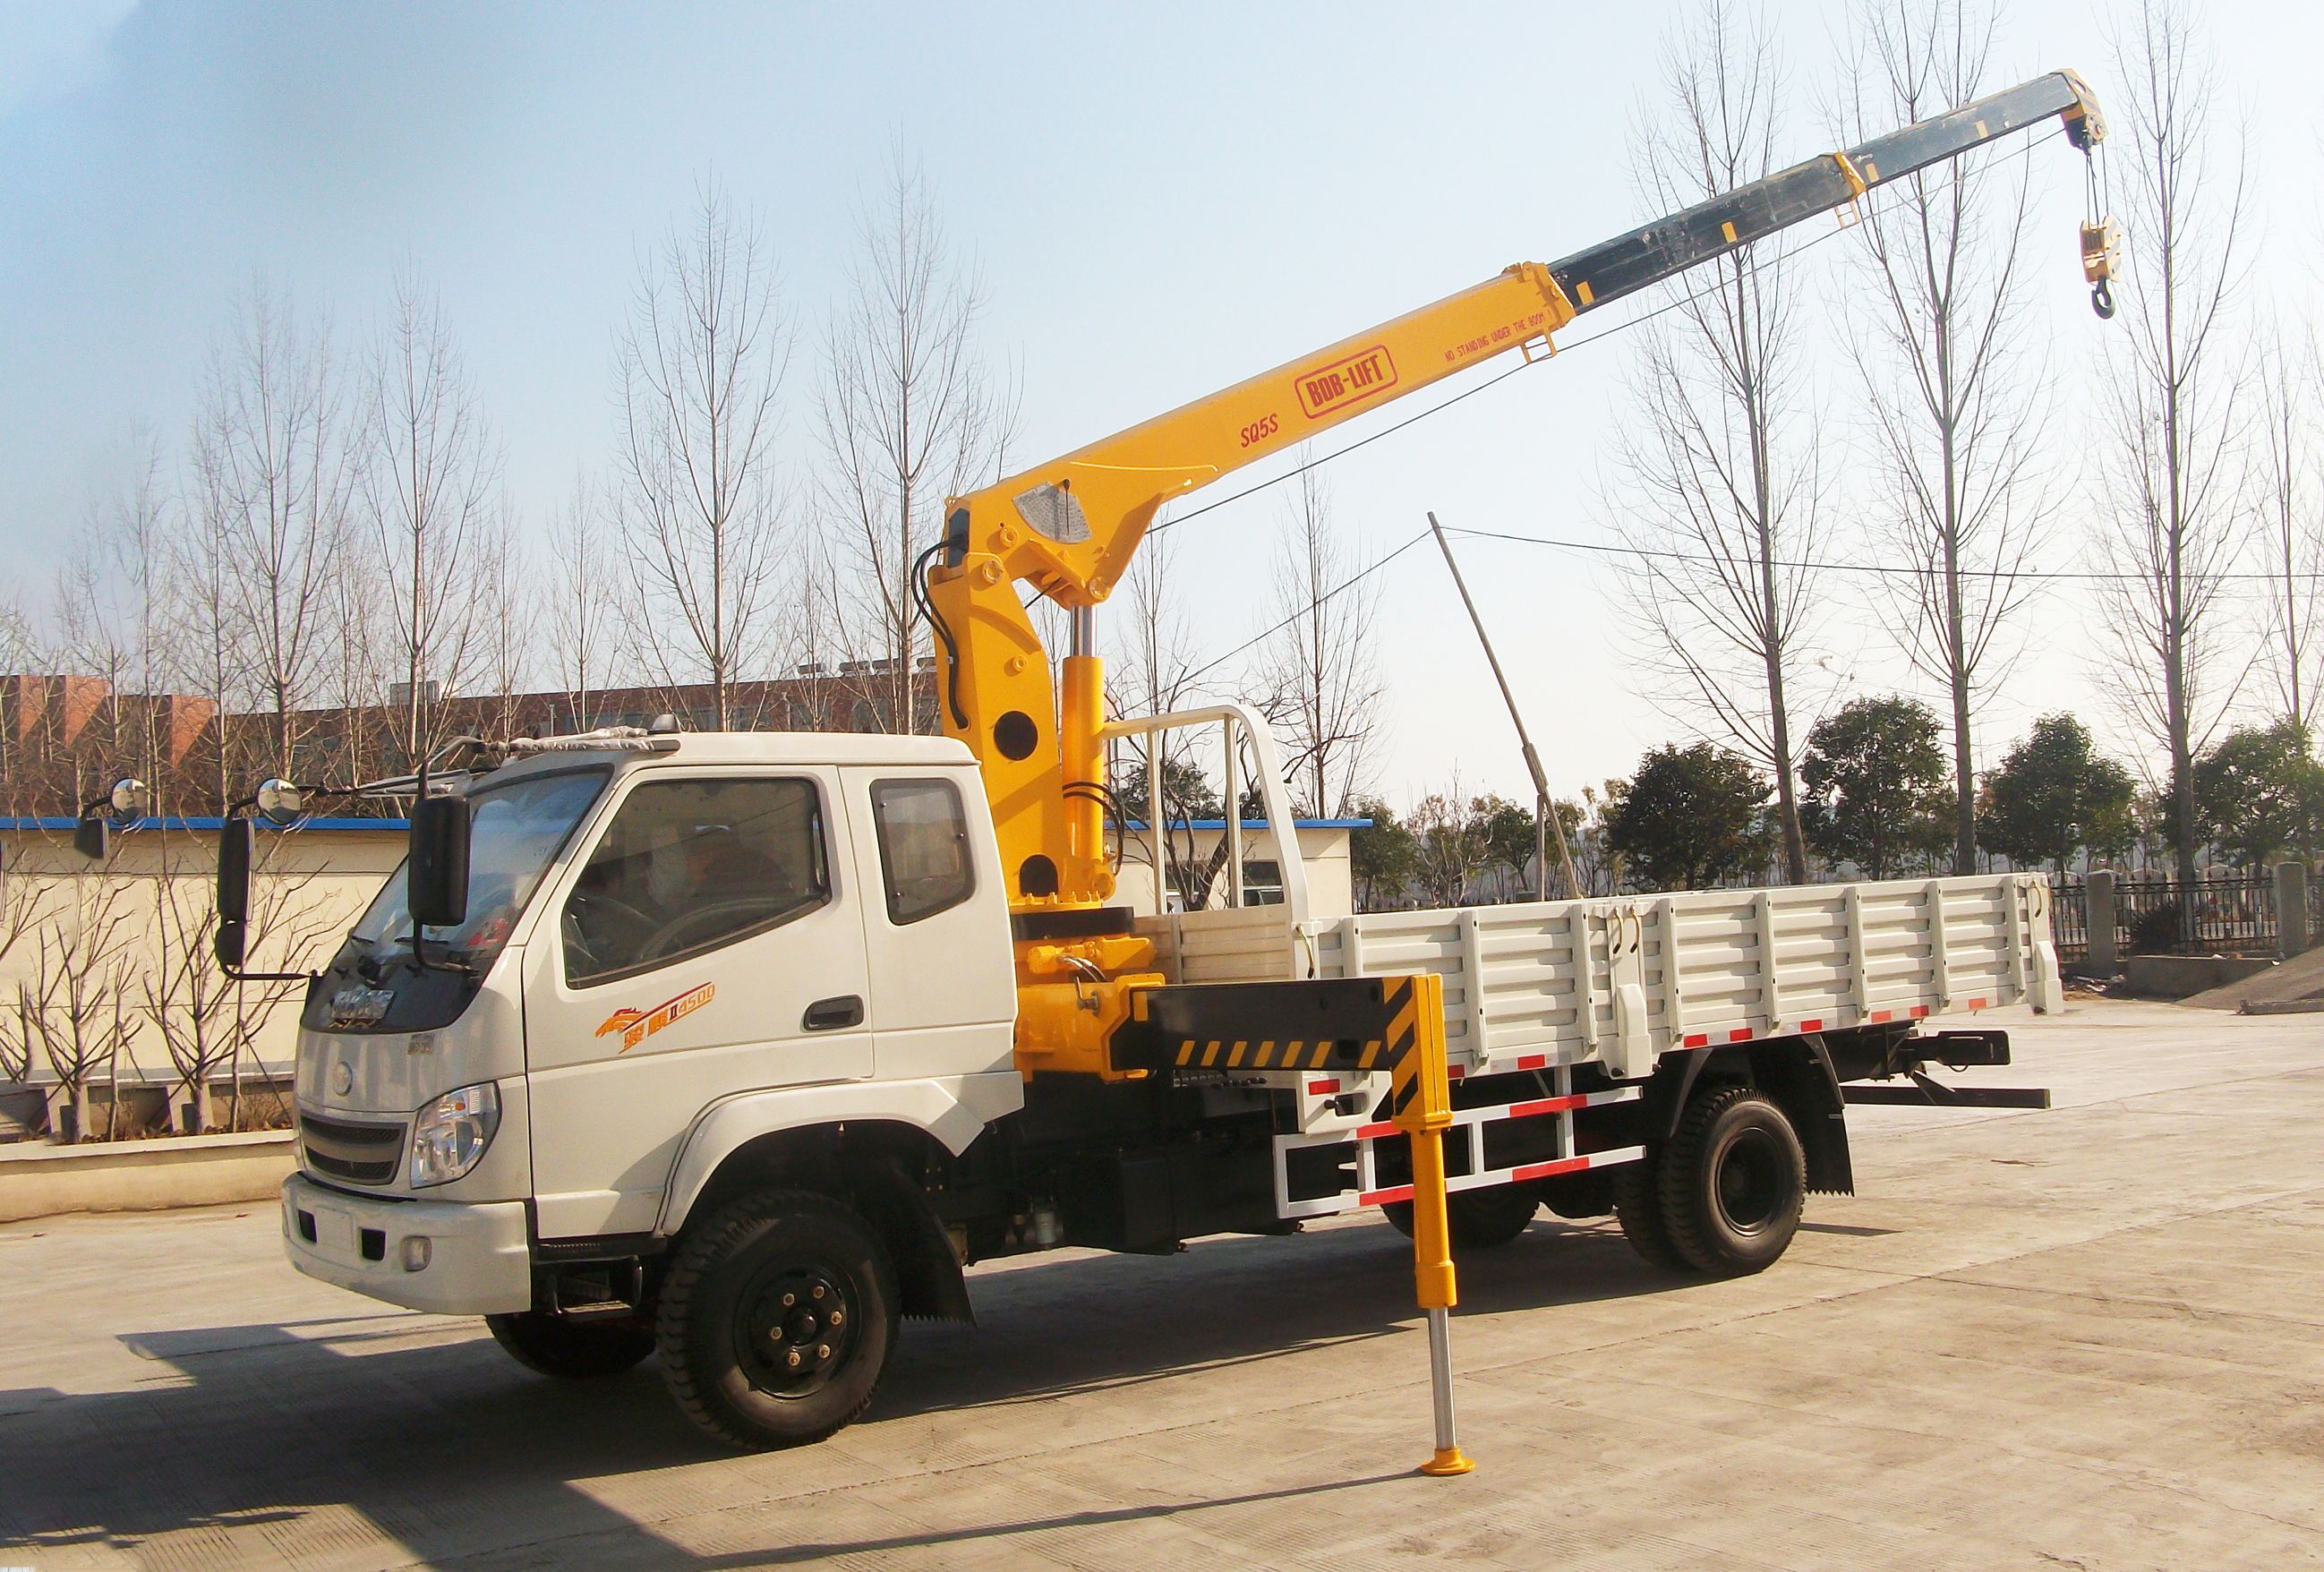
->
[
  {"left": 1381, "top": 1184, "right": 1542, "bottom": 1252},
  {"left": 1611, "top": 1155, "right": 1694, "bottom": 1274},
  {"left": 656, "top": 1190, "right": 898, "bottom": 1450},
  {"left": 485, "top": 1311, "right": 655, "bottom": 1379},
  {"left": 1657, "top": 1087, "right": 1805, "bottom": 1277}
]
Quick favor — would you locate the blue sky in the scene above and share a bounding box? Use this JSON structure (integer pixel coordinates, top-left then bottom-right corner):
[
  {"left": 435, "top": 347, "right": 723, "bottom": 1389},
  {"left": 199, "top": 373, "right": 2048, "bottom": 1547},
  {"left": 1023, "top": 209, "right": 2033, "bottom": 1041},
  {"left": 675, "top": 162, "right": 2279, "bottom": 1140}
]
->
[{"left": 3, "top": 1, "right": 2317, "bottom": 807}]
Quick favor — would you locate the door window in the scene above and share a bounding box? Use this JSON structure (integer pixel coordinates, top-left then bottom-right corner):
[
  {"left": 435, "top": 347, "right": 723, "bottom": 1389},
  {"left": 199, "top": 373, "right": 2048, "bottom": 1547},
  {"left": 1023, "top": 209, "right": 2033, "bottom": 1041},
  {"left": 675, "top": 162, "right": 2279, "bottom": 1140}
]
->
[
  {"left": 870, "top": 779, "right": 974, "bottom": 924},
  {"left": 563, "top": 776, "right": 829, "bottom": 987}
]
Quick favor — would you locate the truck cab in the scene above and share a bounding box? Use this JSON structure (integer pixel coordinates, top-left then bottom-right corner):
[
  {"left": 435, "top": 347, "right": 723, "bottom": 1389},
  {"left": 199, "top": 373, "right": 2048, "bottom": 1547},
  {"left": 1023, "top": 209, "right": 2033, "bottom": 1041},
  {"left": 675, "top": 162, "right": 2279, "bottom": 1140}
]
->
[{"left": 281, "top": 733, "right": 1020, "bottom": 1422}]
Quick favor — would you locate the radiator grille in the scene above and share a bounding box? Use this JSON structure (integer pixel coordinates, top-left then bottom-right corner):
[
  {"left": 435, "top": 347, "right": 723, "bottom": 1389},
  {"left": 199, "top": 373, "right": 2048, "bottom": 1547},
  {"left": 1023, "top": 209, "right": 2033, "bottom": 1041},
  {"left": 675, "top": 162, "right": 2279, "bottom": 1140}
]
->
[{"left": 299, "top": 1111, "right": 406, "bottom": 1186}]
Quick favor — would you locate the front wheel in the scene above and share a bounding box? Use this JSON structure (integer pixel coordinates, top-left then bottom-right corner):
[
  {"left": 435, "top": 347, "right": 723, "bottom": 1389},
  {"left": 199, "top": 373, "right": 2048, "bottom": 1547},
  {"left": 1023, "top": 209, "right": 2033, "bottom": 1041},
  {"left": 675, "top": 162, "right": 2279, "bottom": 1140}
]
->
[
  {"left": 1657, "top": 1087, "right": 1806, "bottom": 1277},
  {"left": 485, "top": 1311, "right": 655, "bottom": 1378},
  {"left": 656, "top": 1190, "right": 898, "bottom": 1450}
]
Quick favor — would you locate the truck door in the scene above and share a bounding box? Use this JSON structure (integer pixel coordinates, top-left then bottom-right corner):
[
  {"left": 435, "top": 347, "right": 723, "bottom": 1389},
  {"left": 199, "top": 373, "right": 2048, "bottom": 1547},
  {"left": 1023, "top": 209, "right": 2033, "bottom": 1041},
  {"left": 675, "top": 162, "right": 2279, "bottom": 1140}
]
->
[
  {"left": 840, "top": 767, "right": 1016, "bottom": 1082},
  {"left": 520, "top": 766, "right": 872, "bottom": 1239}
]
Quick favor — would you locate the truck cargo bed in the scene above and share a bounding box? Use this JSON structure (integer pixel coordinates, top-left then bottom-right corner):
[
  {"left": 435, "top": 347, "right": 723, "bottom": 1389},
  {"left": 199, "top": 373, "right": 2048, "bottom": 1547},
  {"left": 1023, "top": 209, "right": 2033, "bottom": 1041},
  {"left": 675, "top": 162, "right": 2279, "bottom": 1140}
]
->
[{"left": 1141, "top": 874, "right": 2063, "bottom": 1081}]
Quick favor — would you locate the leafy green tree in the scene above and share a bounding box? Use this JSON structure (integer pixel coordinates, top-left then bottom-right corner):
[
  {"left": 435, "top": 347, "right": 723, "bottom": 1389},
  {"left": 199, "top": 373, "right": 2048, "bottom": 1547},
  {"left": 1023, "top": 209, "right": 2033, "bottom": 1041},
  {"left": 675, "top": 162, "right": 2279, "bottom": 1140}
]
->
[
  {"left": 1347, "top": 796, "right": 1419, "bottom": 911},
  {"left": 1474, "top": 793, "right": 1538, "bottom": 901},
  {"left": 2192, "top": 719, "right": 2324, "bottom": 867},
  {"left": 1979, "top": 714, "right": 2137, "bottom": 873},
  {"left": 1605, "top": 743, "right": 1773, "bottom": 892},
  {"left": 1798, "top": 696, "right": 1951, "bottom": 879}
]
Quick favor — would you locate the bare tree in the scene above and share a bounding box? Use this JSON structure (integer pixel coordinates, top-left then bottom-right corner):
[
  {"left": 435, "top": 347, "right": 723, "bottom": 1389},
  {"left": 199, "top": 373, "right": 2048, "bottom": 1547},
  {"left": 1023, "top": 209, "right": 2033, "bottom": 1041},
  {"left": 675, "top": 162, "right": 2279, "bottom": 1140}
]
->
[
  {"left": 1108, "top": 521, "right": 1214, "bottom": 906},
  {"left": 1610, "top": 0, "right": 1827, "bottom": 884},
  {"left": 192, "top": 281, "right": 352, "bottom": 775},
  {"left": 2089, "top": 0, "right": 2251, "bottom": 904},
  {"left": 1252, "top": 460, "right": 1383, "bottom": 816},
  {"left": 817, "top": 152, "right": 1017, "bottom": 734},
  {"left": 175, "top": 480, "right": 247, "bottom": 812},
  {"left": 471, "top": 507, "right": 538, "bottom": 740},
  {"left": 547, "top": 474, "right": 618, "bottom": 733},
  {"left": 1836, "top": 0, "right": 2053, "bottom": 874},
  {"left": 363, "top": 268, "right": 499, "bottom": 768},
  {"left": 2251, "top": 322, "right": 2320, "bottom": 727},
  {"left": 617, "top": 183, "right": 790, "bottom": 731},
  {"left": 29, "top": 876, "right": 136, "bottom": 1141}
]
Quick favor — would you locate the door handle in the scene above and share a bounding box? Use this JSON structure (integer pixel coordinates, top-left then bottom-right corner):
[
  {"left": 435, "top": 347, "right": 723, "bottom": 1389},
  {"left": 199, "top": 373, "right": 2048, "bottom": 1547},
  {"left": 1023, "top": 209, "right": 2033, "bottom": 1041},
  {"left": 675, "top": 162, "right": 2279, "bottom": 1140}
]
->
[{"left": 803, "top": 995, "right": 864, "bottom": 1031}]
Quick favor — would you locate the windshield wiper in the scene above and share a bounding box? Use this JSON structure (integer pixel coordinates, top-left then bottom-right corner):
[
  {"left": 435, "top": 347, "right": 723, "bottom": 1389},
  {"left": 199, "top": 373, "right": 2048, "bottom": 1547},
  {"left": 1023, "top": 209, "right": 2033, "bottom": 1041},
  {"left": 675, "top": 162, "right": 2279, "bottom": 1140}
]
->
[{"left": 391, "top": 936, "right": 479, "bottom": 978}]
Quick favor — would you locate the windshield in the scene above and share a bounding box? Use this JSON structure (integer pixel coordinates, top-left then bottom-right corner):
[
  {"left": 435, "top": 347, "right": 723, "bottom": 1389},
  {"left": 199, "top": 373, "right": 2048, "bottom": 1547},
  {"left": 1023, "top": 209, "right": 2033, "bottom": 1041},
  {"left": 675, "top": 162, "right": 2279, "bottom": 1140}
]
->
[{"left": 353, "top": 768, "right": 609, "bottom": 970}]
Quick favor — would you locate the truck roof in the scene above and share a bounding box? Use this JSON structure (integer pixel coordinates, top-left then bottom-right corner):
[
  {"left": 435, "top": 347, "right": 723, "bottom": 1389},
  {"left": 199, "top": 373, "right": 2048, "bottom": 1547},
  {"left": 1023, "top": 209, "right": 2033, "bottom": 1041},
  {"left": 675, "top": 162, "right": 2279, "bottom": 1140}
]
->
[{"left": 481, "top": 729, "right": 976, "bottom": 786}]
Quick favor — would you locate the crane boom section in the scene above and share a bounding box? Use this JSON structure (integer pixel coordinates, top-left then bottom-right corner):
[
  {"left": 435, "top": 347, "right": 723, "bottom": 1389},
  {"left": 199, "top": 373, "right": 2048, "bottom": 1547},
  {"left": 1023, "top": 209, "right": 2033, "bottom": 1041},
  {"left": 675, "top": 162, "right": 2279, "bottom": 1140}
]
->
[{"left": 930, "top": 70, "right": 2104, "bottom": 919}]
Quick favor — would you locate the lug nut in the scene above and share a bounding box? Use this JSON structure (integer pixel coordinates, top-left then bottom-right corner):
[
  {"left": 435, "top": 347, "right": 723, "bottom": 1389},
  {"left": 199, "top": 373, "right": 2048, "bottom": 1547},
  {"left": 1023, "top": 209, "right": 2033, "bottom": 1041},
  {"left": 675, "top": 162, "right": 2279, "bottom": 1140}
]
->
[
  {"left": 786, "top": 1349, "right": 801, "bottom": 1369},
  {"left": 816, "top": 1344, "right": 831, "bottom": 1361},
  {"left": 782, "top": 1292, "right": 795, "bottom": 1307},
  {"left": 812, "top": 1285, "right": 825, "bottom": 1300},
  {"left": 827, "top": 1309, "right": 843, "bottom": 1327}
]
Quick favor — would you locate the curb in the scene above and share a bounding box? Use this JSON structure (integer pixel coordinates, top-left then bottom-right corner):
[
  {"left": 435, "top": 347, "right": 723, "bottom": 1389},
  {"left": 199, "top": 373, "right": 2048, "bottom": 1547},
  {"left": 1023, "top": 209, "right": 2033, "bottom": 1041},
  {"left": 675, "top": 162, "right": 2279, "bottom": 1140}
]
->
[{"left": 0, "top": 1130, "right": 297, "bottom": 1224}]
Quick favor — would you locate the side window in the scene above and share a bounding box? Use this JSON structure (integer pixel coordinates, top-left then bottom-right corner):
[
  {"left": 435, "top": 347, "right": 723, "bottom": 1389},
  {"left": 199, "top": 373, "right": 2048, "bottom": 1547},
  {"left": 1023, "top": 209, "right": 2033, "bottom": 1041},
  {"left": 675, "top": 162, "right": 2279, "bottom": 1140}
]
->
[
  {"left": 563, "top": 776, "right": 829, "bottom": 987},
  {"left": 871, "top": 779, "right": 974, "bottom": 925}
]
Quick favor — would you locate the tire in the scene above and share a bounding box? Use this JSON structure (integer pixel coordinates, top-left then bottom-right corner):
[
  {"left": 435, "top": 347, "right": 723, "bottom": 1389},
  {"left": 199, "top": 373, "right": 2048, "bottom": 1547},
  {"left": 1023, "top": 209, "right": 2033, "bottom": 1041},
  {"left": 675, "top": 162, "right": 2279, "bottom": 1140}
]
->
[
  {"left": 1611, "top": 1154, "right": 1695, "bottom": 1274},
  {"left": 1657, "top": 1087, "right": 1806, "bottom": 1277},
  {"left": 1380, "top": 1185, "right": 1541, "bottom": 1252},
  {"left": 485, "top": 1311, "right": 656, "bottom": 1379},
  {"left": 656, "top": 1189, "right": 898, "bottom": 1450}
]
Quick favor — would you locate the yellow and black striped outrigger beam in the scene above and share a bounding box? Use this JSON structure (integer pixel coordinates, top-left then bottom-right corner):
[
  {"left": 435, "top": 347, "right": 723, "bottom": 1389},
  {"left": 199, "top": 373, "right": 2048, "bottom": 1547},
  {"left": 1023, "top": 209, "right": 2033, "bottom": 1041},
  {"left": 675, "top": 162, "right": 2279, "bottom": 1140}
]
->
[{"left": 1108, "top": 973, "right": 1449, "bottom": 1129}]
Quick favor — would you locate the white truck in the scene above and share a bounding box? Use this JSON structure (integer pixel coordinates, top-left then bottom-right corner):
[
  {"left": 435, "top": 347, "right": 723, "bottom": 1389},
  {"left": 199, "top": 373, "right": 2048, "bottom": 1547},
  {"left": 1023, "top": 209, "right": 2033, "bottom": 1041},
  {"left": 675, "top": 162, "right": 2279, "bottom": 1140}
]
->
[{"left": 208, "top": 73, "right": 2102, "bottom": 1453}]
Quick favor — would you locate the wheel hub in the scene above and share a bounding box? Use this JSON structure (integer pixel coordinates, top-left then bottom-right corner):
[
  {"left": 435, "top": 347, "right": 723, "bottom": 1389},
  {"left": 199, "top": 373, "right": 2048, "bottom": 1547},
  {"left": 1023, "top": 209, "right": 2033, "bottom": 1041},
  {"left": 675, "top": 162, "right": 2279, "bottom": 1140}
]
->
[
  {"left": 739, "top": 1264, "right": 856, "bottom": 1395},
  {"left": 1714, "top": 1129, "right": 1784, "bottom": 1234}
]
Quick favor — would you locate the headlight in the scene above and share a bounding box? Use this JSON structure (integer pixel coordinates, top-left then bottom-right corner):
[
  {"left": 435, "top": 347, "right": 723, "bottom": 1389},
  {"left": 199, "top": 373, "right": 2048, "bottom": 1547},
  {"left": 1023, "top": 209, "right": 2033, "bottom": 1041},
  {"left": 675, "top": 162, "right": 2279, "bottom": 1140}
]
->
[{"left": 409, "top": 1081, "right": 500, "bottom": 1188}]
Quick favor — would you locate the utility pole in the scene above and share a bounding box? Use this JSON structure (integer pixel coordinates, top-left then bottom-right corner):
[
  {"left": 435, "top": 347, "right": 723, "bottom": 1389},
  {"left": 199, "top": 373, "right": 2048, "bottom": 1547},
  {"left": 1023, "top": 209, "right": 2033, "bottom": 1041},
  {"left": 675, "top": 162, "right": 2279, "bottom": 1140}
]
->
[{"left": 1428, "top": 513, "right": 1580, "bottom": 900}]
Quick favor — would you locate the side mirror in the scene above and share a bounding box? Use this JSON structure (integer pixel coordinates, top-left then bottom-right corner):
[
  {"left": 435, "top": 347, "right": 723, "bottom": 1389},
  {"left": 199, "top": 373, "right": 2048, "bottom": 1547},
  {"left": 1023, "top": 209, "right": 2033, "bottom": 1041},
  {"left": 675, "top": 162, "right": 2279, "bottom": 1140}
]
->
[
  {"left": 110, "top": 777, "right": 150, "bottom": 818},
  {"left": 217, "top": 816, "right": 254, "bottom": 923},
  {"left": 214, "top": 817, "right": 255, "bottom": 974},
  {"left": 408, "top": 794, "right": 472, "bottom": 929},
  {"left": 256, "top": 778, "right": 303, "bottom": 825},
  {"left": 73, "top": 815, "right": 110, "bottom": 860}
]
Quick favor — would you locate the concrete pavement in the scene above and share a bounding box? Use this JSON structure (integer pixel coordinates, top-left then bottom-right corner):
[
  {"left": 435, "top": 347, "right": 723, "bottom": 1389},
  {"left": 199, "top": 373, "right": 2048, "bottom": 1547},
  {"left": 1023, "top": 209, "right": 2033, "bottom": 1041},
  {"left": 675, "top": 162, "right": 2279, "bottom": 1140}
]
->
[{"left": 2, "top": 999, "right": 2320, "bottom": 1570}]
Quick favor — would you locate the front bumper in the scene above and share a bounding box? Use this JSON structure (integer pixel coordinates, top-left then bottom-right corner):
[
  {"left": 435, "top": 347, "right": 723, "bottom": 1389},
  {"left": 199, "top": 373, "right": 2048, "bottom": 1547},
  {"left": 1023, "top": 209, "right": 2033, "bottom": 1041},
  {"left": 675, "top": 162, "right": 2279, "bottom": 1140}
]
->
[{"left": 281, "top": 1173, "right": 533, "bottom": 1315}]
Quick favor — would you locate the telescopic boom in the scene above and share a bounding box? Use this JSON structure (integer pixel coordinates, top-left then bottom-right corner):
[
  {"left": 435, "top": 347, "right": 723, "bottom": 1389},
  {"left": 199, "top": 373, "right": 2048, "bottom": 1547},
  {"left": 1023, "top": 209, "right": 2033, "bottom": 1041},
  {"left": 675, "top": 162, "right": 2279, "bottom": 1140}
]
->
[{"left": 928, "top": 69, "right": 2107, "bottom": 917}]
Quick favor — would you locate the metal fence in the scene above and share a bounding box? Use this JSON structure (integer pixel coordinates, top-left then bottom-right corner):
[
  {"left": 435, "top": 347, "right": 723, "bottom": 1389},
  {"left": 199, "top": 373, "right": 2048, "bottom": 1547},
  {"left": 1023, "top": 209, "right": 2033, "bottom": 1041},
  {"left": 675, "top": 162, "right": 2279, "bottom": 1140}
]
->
[{"left": 2047, "top": 869, "right": 2315, "bottom": 964}]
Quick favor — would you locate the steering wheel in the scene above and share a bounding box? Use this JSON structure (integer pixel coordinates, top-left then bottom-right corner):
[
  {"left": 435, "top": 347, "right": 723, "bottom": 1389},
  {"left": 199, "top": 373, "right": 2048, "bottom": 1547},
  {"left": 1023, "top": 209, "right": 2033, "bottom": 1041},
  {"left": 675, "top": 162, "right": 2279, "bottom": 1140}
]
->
[
  {"left": 637, "top": 896, "right": 790, "bottom": 962},
  {"left": 565, "top": 891, "right": 661, "bottom": 973}
]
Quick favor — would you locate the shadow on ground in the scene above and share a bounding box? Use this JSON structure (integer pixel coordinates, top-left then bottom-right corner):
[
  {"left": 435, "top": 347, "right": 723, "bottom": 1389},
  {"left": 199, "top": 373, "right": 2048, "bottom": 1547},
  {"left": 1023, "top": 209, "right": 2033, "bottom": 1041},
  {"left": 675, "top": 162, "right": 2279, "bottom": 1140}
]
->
[{"left": 0, "top": 1215, "right": 1696, "bottom": 1568}]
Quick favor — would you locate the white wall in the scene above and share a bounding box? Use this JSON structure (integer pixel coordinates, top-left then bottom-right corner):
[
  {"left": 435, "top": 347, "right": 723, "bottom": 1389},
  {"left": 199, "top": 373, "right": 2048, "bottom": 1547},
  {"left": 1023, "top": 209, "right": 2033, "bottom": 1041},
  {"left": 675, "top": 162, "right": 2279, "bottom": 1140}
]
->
[
  {"left": 1108, "top": 825, "right": 1354, "bottom": 920},
  {"left": 1, "top": 825, "right": 401, "bottom": 1087}
]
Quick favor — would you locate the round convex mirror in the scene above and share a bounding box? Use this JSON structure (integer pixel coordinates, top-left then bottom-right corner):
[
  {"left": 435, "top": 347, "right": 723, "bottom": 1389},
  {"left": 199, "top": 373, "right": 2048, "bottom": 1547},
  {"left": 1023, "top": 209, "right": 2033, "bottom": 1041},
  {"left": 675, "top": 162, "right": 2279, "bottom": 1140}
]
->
[
  {"left": 109, "top": 777, "right": 150, "bottom": 818},
  {"left": 256, "top": 778, "right": 304, "bottom": 824}
]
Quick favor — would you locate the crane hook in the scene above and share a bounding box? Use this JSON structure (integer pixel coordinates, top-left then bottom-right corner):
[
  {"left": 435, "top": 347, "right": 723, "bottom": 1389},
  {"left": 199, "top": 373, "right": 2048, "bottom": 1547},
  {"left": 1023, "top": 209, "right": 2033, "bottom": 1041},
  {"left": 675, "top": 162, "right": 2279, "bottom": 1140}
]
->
[{"left": 2090, "top": 278, "right": 2115, "bottom": 320}]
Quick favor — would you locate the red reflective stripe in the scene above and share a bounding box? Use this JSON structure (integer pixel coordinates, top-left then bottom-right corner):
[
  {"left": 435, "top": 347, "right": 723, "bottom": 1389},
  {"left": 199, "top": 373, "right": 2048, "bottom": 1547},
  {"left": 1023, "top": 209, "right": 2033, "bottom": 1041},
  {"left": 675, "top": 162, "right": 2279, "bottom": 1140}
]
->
[
  {"left": 1354, "top": 1119, "right": 1397, "bottom": 1140},
  {"left": 1728, "top": 1027, "right": 1752, "bottom": 1042},
  {"left": 1682, "top": 1032, "right": 1708, "bottom": 1047},
  {"left": 1361, "top": 1185, "right": 1414, "bottom": 1207},
  {"left": 1511, "top": 1156, "right": 1589, "bottom": 1183},
  {"left": 1967, "top": 997, "right": 1987, "bottom": 1010},
  {"left": 1799, "top": 1018, "right": 1823, "bottom": 1031},
  {"left": 1307, "top": 1079, "right": 1339, "bottom": 1096},
  {"left": 1869, "top": 1010, "right": 1892, "bottom": 1023},
  {"left": 1447, "top": 1065, "right": 1465, "bottom": 1080},
  {"left": 1507, "top": 1094, "right": 1584, "bottom": 1118},
  {"left": 1910, "top": 1004, "right": 1930, "bottom": 1018},
  {"left": 1517, "top": 1054, "right": 1547, "bottom": 1070}
]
